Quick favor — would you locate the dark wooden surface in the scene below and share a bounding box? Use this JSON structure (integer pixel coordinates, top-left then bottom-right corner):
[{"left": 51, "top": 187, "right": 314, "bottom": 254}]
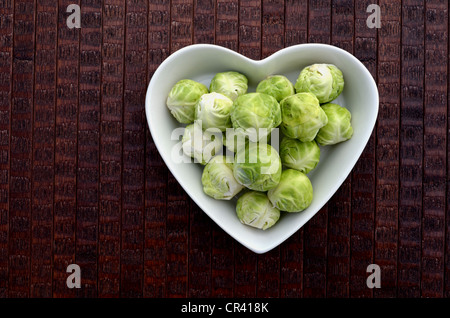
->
[{"left": 0, "top": 0, "right": 449, "bottom": 298}]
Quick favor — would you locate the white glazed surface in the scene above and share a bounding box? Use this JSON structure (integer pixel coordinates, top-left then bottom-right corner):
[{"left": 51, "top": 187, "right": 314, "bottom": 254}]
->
[{"left": 145, "top": 44, "right": 379, "bottom": 254}]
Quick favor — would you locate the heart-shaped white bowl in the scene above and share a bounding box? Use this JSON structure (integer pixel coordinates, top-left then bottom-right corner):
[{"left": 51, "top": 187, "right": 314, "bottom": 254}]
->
[{"left": 145, "top": 43, "right": 378, "bottom": 254}]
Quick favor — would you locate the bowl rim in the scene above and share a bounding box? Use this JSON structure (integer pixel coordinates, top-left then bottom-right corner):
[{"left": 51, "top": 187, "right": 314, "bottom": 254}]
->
[{"left": 145, "top": 43, "right": 379, "bottom": 254}]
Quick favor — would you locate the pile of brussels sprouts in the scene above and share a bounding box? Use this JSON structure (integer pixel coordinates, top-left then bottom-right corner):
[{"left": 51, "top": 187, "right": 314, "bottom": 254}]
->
[{"left": 166, "top": 63, "right": 353, "bottom": 231}]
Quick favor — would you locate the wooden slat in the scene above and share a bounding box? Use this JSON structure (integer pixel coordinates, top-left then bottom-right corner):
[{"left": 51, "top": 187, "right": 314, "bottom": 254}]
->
[
  {"left": 398, "top": 0, "right": 424, "bottom": 298},
  {"left": 53, "top": 0, "right": 79, "bottom": 298},
  {"left": 187, "top": 0, "right": 215, "bottom": 298},
  {"left": 422, "top": 0, "right": 447, "bottom": 298},
  {"left": 284, "top": 0, "right": 308, "bottom": 48},
  {"left": 256, "top": 0, "right": 284, "bottom": 298},
  {"left": 280, "top": 0, "right": 308, "bottom": 299},
  {"left": 215, "top": 0, "right": 238, "bottom": 51},
  {"left": 145, "top": 0, "right": 170, "bottom": 298},
  {"left": 239, "top": 0, "right": 261, "bottom": 60},
  {"left": 211, "top": 0, "right": 238, "bottom": 298},
  {"left": 9, "top": 0, "right": 35, "bottom": 298},
  {"left": 166, "top": 0, "right": 193, "bottom": 298},
  {"left": 76, "top": 0, "right": 102, "bottom": 298},
  {"left": 350, "top": 0, "right": 377, "bottom": 298},
  {"left": 98, "top": 0, "right": 125, "bottom": 297},
  {"left": 234, "top": 0, "right": 261, "bottom": 298},
  {"left": 303, "top": 0, "right": 331, "bottom": 298},
  {"left": 0, "top": 0, "right": 14, "bottom": 299},
  {"left": 120, "top": 0, "right": 147, "bottom": 297},
  {"left": 327, "top": 0, "right": 354, "bottom": 298},
  {"left": 31, "top": 0, "right": 57, "bottom": 298},
  {"left": 374, "top": 0, "right": 401, "bottom": 298},
  {"left": 261, "top": 0, "right": 284, "bottom": 59}
]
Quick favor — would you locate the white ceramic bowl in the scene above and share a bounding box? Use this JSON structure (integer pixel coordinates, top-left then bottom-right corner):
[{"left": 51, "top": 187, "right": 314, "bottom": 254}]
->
[{"left": 145, "top": 43, "right": 378, "bottom": 254}]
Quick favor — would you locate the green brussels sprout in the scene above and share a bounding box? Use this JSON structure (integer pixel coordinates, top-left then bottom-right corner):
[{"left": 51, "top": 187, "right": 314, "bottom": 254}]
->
[
  {"left": 209, "top": 71, "right": 249, "bottom": 101},
  {"left": 256, "top": 75, "right": 295, "bottom": 102},
  {"left": 295, "top": 64, "right": 344, "bottom": 104},
  {"left": 166, "top": 79, "right": 209, "bottom": 124},
  {"left": 267, "top": 169, "right": 313, "bottom": 212},
  {"left": 195, "top": 92, "right": 234, "bottom": 131},
  {"left": 236, "top": 191, "right": 281, "bottom": 230},
  {"left": 280, "top": 92, "right": 328, "bottom": 142},
  {"left": 182, "top": 122, "right": 223, "bottom": 165},
  {"left": 233, "top": 142, "right": 282, "bottom": 192},
  {"left": 201, "top": 155, "right": 244, "bottom": 200},
  {"left": 231, "top": 92, "right": 281, "bottom": 142},
  {"left": 279, "top": 137, "right": 320, "bottom": 174},
  {"left": 316, "top": 103, "right": 354, "bottom": 146}
]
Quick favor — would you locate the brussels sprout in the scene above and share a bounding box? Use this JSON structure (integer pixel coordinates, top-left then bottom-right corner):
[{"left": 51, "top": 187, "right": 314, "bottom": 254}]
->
[
  {"left": 182, "top": 122, "right": 223, "bottom": 165},
  {"left": 236, "top": 191, "right": 280, "bottom": 230},
  {"left": 195, "top": 92, "right": 234, "bottom": 131},
  {"left": 231, "top": 92, "right": 281, "bottom": 142},
  {"left": 256, "top": 75, "right": 295, "bottom": 102},
  {"left": 316, "top": 103, "right": 354, "bottom": 146},
  {"left": 209, "top": 71, "right": 248, "bottom": 101},
  {"left": 280, "top": 92, "right": 328, "bottom": 142},
  {"left": 295, "top": 64, "right": 344, "bottom": 104},
  {"left": 166, "top": 79, "right": 209, "bottom": 124},
  {"left": 267, "top": 169, "right": 313, "bottom": 212},
  {"left": 279, "top": 137, "right": 320, "bottom": 174},
  {"left": 233, "top": 142, "right": 282, "bottom": 192},
  {"left": 201, "top": 155, "right": 244, "bottom": 200}
]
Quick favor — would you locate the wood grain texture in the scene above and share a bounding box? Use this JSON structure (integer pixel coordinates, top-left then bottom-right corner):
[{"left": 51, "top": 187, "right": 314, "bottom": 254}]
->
[
  {"left": 375, "top": 0, "right": 400, "bottom": 298},
  {"left": 234, "top": 0, "right": 260, "bottom": 299},
  {"left": 9, "top": 0, "right": 35, "bottom": 298},
  {"left": 99, "top": 0, "right": 125, "bottom": 298},
  {"left": 350, "top": 0, "right": 377, "bottom": 298},
  {"left": 280, "top": 0, "right": 308, "bottom": 298},
  {"left": 121, "top": 0, "right": 147, "bottom": 297},
  {"left": 188, "top": 0, "right": 214, "bottom": 298},
  {"left": 0, "top": 0, "right": 14, "bottom": 299},
  {"left": 53, "top": 0, "right": 79, "bottom": 298},
  {"left": 215, "top": 0, "right": 238, "bottom": 51},
  {"left": 399, "top": 0, "right": 424, "bottom": 298},
  {"left": 422, "top": 0, "right": 447, "bottom": 298},
  {"left": 327, "top": 0, "right": 353, "bottom": 298},
  {"left": 31, "top": 0, "right": 57, "bottom": 298},
  {"left": 76, "top": 0, "right": 102, "bottom": 297},
  {"left": 3, "top": 0, "right": 450, "bottom": 299},
  {"left": 256, "top": 0, "right": 284, "bottom": 299},
  {"left": 211, "top": 0, "right": 237, "bottom": 298},
  {"left": 145, "top": 0, "right": 170, "bottom": 298},
  {"left": 166, "top": 0, "right": 193, "bottom": 298},
  {"left": 303, "top": 0, "right": 331, "bottom": 298}
]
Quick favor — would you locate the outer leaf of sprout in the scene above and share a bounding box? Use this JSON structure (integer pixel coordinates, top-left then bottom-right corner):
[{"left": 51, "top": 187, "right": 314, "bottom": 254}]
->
[
  {"left": 233, "top": 142, "right": 282, "bottom": 192},
  {"left": 280, "top": 92, "right": 328, "bottom": 142},
  {"left": 195, "top": 92, "right": 234, "bottom": 131},
  {"left": 316, "top": 103, "right": 354, "bottom": 146},
  {"left": 166, "top": 79, "right": 209, "bottom": 124},
  {"left": 231, "top": 92, "right": 281, "bottom": 142},
  {"left": 279, "top": 137, "right": 320, "bottom": 174},
  {"left": 256, "top": 75, "right": 295, "bottom": 102},
  {"left": 201, "top": 155, "right": 244, "bottom": 200},
  {"left": 267, "top": 169, "right": 313, "bottom": 213},
  {"left": 236, "top": 191, "right": 280, "bottom": 230},
  {"left": 209, "top": 71, "right": 248, "bottom": 101},
  {"left": 294, "top": 64, "right": 344, "bottom": 104}
]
